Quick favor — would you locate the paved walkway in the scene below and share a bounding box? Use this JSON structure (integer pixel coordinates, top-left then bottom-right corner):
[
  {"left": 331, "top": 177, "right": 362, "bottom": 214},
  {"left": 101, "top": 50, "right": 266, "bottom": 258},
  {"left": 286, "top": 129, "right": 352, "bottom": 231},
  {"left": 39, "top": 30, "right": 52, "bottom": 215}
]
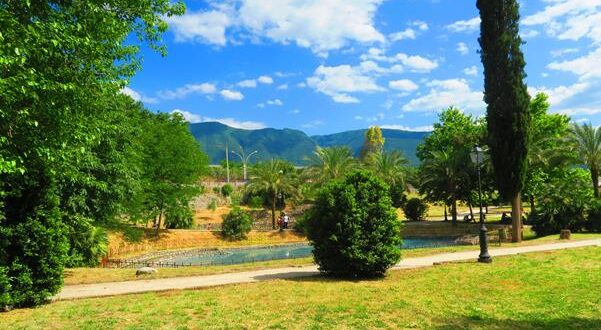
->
[{"left": 54, "top": 239, "right": 601, "bottom": 301}]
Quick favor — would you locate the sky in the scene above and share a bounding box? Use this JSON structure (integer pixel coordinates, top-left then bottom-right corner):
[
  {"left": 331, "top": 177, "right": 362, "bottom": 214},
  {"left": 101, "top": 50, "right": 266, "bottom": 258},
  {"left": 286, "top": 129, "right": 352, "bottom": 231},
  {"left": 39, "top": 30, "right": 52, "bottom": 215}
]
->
[{"left": 122, "top": 0, "right": 601, "bottom": 135}]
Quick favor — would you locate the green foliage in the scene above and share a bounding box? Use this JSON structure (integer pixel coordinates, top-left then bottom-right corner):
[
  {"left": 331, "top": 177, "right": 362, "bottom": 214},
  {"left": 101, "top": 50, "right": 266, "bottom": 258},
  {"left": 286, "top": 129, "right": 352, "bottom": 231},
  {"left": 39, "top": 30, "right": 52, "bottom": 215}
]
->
[
  {"left": 569, "top": 123, "right": 601, "bottom": 198},
  {"left": 417, "top": 108, "right": 485, "bottom": 223},
  {"left": 207, "top": 199, "right": 218, "bottom": 212},
  {"left": 0, "top": 0, "right": 185, "bottom": 307},
  {"left": 221, "top": 207, "right": 253, "bottom": 240},
  {"left": 478, "top": 0, "right": 531, "bottom": 200},
  {"left": 164, "top": 205, "right": 194, "bottom": 229},
  {"left": 221, "top": 184, "right": 234, "bottom": 197},
  {"left": 305, "top": 170, "right": 402, "bottom": 278},
  {"left": 306, "top": 146, "right": 357, "bottom": 183},
  {"left": 360, "top": 126, "right": 385, "bottom": 163},
  {"left": 246, "top": 160, "right": 298, "bottom": 229},
  {"left": 586, "top": 202, "right": 601, "bottom": 233},
  {"left": 402, "top": 198, "right": 428, "bottom": 221},
  {"left": 390, "top": 184, "right": 408, "bottom": 208},
  {"left": 531, "top": 169, "right": 591, "bottom": 236},
  {"left": 64, "top": 218, "right": 108, "bottom": 268},
  {"left": 248, "top": 196, "right": 264, "bottom": 209},
  {"left": 369, "top": 151, "right": 409, "bottom": 188}
]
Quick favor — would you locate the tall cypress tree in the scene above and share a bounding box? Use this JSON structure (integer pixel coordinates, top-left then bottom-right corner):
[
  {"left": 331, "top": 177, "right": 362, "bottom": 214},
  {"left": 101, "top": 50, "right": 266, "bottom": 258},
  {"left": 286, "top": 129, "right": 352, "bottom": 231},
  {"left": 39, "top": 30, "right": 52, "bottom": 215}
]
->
[{"left": 477, "top": 0, "right": 531, "bottom": 242}]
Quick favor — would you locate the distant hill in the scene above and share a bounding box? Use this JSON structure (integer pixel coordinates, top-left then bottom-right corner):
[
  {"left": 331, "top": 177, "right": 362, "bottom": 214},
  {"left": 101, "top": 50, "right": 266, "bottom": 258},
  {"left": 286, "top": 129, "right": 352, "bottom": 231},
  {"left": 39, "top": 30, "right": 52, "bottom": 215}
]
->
[
  {"left": 189, "top": 122, "right": 429, "bottom": 165},
  {"left": 312, "top": 129, "right": 429, "bottom": 165}
]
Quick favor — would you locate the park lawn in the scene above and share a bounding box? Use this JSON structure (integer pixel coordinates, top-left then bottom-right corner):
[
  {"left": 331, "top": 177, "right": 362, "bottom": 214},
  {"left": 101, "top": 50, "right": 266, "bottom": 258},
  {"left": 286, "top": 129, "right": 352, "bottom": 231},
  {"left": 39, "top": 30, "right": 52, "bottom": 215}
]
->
[
  {"left": 4, "top": 247, "right": 601, "bottom": 329},
  {"left": 62, "top": 233, "right": 601, "bottom": 285}
]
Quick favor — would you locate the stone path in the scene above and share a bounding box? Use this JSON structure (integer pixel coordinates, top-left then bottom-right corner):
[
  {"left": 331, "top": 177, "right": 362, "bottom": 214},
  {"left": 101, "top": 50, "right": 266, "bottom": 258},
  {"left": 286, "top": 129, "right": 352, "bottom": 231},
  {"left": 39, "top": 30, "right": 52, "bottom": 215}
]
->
[{"left": 54, "top": 239, "right": 601, "bottom": 301}]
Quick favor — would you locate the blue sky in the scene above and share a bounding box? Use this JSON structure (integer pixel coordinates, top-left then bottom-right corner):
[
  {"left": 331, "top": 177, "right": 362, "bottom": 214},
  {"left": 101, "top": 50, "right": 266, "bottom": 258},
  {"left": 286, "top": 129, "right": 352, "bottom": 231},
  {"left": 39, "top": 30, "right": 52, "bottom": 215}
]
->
[{"left": 123, "top": 0, "right": 601, "bottom": 135}]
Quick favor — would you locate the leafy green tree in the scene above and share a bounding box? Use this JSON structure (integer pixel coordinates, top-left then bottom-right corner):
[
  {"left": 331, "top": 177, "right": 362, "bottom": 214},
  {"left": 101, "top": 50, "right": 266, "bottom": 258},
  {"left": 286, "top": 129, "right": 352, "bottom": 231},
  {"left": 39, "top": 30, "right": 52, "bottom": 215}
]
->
[
  {"left": 569, "top": 123, "right": 601, "bottom": 198},
  {"left": 305, "top": 170, "right": 402, "bottom": 278},
  {"left": 306, "top": 146, "right": 357, "bottom": 183},
  {"left": 369, "top": 151, "right": 409, "bottom": 187},
  {"left": 360, "top": 126, "right": 385, "bottom": 163},
  {"left": 246, "top": 160, "right": 298, "bottom": 229},
  {"left": 523, "top": 93, "right": 572, "bottom": 212},
  {"left": 417, "top": 108, "right": 483, "bottom": 224},
  {"left": 136, "top": 112, "right": 208, "bottom": 235},
  {"left": 478, "top": 0, "right": 531, "bottom": 242},
  {"left": 402, "top": 198, "right": 428, "bottom": 221},
  {"left": 0, "top": 0, "right": 184, "bottom": 308}
]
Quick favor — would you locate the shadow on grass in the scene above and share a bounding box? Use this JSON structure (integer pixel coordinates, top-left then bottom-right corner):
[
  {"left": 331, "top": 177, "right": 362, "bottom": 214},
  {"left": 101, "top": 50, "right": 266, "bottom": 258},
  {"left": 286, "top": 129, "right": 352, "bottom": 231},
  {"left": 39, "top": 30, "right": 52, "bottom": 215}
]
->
[{"left": 433, "top": 316, "right": 601, "bottom": 330}]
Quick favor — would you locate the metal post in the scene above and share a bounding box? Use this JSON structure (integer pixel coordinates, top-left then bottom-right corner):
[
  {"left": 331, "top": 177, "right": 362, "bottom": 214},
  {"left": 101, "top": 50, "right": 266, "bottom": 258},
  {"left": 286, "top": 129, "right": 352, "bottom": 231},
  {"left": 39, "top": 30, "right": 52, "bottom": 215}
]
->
[
  {"left": 476, "top": 145, "right": 492, "bottom": 263},
  {"left": 225, "top": 144, "right": 230, "bottom": 183}
]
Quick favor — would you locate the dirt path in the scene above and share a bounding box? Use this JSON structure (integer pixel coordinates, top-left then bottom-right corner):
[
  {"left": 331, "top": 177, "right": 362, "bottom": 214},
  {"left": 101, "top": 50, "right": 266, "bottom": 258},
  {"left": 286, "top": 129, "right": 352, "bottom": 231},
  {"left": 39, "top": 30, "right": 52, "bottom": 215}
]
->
[{"left": 54, "top": 239, "right": 601, "bottom": 301}]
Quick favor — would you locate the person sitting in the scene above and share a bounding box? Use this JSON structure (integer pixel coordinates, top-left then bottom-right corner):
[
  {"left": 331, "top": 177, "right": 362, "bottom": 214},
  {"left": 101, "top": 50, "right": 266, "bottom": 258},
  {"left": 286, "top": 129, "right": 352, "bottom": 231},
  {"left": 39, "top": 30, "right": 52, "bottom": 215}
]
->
[{"left": 501, "top": 212, "right": 511, "bottom": 224}]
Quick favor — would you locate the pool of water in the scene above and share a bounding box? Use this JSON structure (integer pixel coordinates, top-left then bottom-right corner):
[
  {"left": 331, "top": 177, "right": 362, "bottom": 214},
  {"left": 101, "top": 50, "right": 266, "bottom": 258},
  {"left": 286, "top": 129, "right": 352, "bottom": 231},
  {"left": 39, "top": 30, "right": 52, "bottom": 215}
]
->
[{"left": 157, "top": 237, "right": 457, "bottom": 266}]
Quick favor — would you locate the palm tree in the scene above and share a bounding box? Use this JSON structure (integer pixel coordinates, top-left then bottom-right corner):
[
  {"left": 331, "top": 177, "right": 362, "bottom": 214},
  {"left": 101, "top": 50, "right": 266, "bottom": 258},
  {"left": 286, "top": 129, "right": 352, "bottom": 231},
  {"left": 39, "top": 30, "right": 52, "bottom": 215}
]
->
[
  {"left": 306, "top": 146, "right": 357, "bottom": 183},
  {"left": 419, "top": 150, "right": 467, "bottom": 225},
  {"left": 370, "top": 151, "right": 409, "bottom": 187},
  {"left": 246, "top": 160, "right": 298, "bottom": 229},
  {"left": 569, "top": 123, "right": 601, "bottom": 197}
]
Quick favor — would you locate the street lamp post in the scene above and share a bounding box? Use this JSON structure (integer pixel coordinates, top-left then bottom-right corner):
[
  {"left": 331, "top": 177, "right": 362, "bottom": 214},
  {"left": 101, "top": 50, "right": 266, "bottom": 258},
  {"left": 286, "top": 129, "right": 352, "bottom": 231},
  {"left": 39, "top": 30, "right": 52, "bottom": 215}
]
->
[
  {"left": 231, "top": 149, "right": 258, "bottom": 181},
  {"left": 471, "top": 145, "right": 492, "bottom": 263}
]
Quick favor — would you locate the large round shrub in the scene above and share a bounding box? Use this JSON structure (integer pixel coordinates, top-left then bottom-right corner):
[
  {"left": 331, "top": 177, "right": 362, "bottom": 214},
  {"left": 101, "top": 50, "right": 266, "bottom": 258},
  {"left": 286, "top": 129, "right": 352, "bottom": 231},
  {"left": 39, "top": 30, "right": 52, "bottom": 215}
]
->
[
  {"left": 305, "top": 170, "right": 402, "bottom": 278},
  {"left": 221, "top": 184, "right": 234, "bottom": 197},
  {"left": 402, "top": 198, "right": 428, "bottom": 221},
  {"left": 222, "top": 207, "right": 253, "bottom": 240}
]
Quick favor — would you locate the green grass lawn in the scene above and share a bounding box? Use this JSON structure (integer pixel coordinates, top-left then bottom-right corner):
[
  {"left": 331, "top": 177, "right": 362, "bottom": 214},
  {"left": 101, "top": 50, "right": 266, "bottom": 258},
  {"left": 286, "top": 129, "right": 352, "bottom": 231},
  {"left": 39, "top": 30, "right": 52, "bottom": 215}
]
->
[
  {"left": 63, "top": 233, "right": 601, "bottom": 285},
  {"left": 4, "top": 247, "right": 601, "bottom": 329}
]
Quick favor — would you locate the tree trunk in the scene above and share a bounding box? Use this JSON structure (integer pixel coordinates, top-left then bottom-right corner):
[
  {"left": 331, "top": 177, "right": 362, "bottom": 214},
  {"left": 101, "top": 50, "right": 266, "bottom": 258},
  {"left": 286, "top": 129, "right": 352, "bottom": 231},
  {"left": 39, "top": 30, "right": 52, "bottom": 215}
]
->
[
  {"left": 511, "top": 193, "right": 522, "bottom": 243},
  {"left": 529, "top": 196, "right": 535, "bottom": 215},
  {"left": 155, "top": 211, "right": 162, "bottom": 237},
  {"left": 592, "top": 167, "right": 599, "bottom": 198},
  {"left": 444, "top": 204, "right": 448, "bottom": 222},
  {"left": 271, "top": 194, "right": 277, "bottom": 230},
  {"left": 451, "top": 198, "right": 457, "bottom": 226}
]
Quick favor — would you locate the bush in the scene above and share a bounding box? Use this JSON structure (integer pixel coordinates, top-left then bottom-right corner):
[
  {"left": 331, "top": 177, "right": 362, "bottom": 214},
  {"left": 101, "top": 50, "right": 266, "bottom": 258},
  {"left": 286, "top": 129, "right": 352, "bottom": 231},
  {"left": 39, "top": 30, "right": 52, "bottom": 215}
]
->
[
  {"left": 402, "top": 198, "right": 428, "bottom": 221},
  {"left": 165, "top": 206, "right": 194, "bottom": 229},
  {"left": 586, "top": 201, "right": 601, "bottom": 233},
  {"left": 305, "top": 170, "right": 402, "bottom": 278},
  {"left": 207, "top": 199, "right": 217, "bottom": 212},
  {"left": 248, "top": 196, "right": 263, "bottom": 209},
  {"left": 212, "top": 186, "right": 220, "bottom": 194},
  {"left": 221, "top": 184, "right": 234, "bottom": 197},
  {"left": 222, "top": 207, "right": 253, "bottom": 240},
  {"left": 390, "top": 184, "right": 407, "bottom": 208},
  {"left": 531, "top": 168, "right": 590, "bottom": 236}
]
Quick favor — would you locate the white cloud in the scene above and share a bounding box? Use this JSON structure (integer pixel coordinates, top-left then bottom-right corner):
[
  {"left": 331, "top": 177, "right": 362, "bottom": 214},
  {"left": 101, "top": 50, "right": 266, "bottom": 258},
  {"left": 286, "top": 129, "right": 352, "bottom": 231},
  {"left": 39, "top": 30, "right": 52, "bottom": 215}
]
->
[
  {"left": 121, "top": 87, "right": 158, "bottom": 104},
  {"left": 158, "top": 83, "right": 217, "bottom": 100},
  {"left": 266, "top": 98, "right": 284, "bottom": 106},
  {"left": 354, "top": 112, "right": 385, "bottom": 122},
  {"left": 551, "top": 48, "right": 580, "bottom": 58},
  {"left": 220, "top": 89, "right": 245, "bottom": 101},
  {"left": 166, "top": 10, "right": 232, "bottom": 45},
  {"left": 521, "top": 30, "right": 540, "bottom": 39},
  {"left": 410, "top": 20, "right": 429, "bottom": 31},
  {"left": 557, "top": 107, "right": 601, "bottom": 116},
  {"left": 277, "top": 84, "right": 288, "bottom": 90},
  {"left": 258, "top": 75, "right": 273, "bottom": 84},
  {"left": 446, "top": 17, "right": 480, "bottom": 33},
  {"left": 388, "top": 79, "right": 419, "bottom": 92},
  {"left": 171, "top": 109, "right": 265, "bottom": 129},
  {"left": 237, "top": 79, "right": 258, "bottom": 88},
  {"left": 238, "top": 0, "right": 385, "bottom": 55},
  {"left": 529, "top": 82, "right": 590, "bottom": 105},
  {"left": 463, "top": 66, "right": 478, "bottom": 76},
  {"left": 402, "top": 79, "right": 484, "bottom": 112},
  {"left": 297, "top": 82, "right": 307, "bottom": 88},
  {"left": 361, "top": 48, "right": 438, "bottom": 72},
  {"left": 523, "top": 1, "right": 601, "bottom": 43},
  {"left": 289, "top": 109, "right": 300, "bottom": 114},
  {"left": 380, "top": 124, "right": 433, "bottom": 132},
  {"left": 548, "top": 47, "right": 601, "bottom": 80},
  {"left": 389, "top": 28, "right": 416, "bottom": 42},
  {"left": 456, "top": 42, "right": 469, "bottom": 55},
  {"left": 306, "top": 64, "right": 384, "bottom": 103}
]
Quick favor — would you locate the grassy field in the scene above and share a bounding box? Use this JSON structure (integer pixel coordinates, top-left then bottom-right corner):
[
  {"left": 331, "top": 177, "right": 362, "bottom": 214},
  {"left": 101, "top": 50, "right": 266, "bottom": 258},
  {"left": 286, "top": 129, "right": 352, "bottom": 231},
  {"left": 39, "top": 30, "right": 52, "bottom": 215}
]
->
[
  {"left": 64, "top": 233, "right": 601, "bottom": 285},
  {"left": 4, "top": 247, "right": 601, "bottom": 329}
]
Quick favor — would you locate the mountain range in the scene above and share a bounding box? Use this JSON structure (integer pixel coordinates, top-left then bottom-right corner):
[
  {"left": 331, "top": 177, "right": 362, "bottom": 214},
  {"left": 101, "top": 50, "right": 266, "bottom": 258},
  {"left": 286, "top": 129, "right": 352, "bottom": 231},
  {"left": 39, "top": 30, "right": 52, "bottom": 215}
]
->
[{"left": 189, "top": 122, "right": 429, "bottom": 165}]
